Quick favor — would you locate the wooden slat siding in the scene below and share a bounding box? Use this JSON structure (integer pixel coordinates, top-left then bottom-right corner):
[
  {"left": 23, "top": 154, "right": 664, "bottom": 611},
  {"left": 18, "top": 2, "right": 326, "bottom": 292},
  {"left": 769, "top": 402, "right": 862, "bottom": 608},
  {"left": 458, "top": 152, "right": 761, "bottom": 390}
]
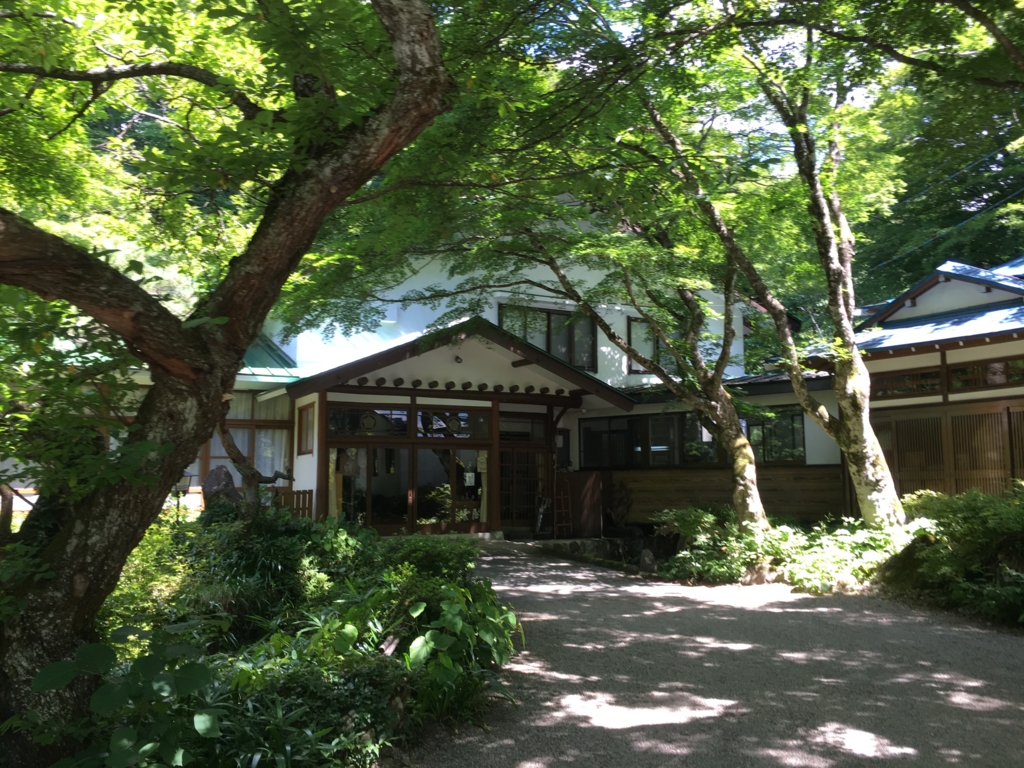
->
[
  {"left": 610, "top": 466, "right": 846, "bottom": 523},
  {"left": 1010, "top": 409, "right": 1024, "bottom": 479},
  {"left": 951, "top": 411, "right": 1010, "bottom": 495},
  {"left": 567, "top": 471, "right": 604, "bottom": 537},
  {"left": 276, "top": 489, "right": 314, "bottom": 520},
  {"left": 873, "top": 398, "right": 1024, "bottom": 497},
  {"left": 894, "top": 416, "right": 946, "bottom": 496}
]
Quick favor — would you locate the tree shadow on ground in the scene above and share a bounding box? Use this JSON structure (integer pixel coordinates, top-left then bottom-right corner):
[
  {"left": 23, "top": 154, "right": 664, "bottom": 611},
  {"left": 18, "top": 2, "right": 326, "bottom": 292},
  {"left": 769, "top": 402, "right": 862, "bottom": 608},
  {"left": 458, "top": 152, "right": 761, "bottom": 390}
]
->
[{"left": 409, "top": 542, "right": 1024, "bottom": 767}]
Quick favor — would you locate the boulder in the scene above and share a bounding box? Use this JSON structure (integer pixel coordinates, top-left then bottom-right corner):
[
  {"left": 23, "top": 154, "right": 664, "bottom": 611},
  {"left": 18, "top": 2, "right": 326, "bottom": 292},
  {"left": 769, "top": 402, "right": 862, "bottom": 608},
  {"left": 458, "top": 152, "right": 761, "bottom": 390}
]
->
[
  {"left": 624, "top": 564, "right": 640, "bottom": 575},
  {"left": 638, "top": 548, "right": 658, "bottom": 574},
  {"left": 740, "top": 562, "right": 777, "bottom": 586},
  {"left": 202, "top": 465, "right": 242, "bottom": 506}
]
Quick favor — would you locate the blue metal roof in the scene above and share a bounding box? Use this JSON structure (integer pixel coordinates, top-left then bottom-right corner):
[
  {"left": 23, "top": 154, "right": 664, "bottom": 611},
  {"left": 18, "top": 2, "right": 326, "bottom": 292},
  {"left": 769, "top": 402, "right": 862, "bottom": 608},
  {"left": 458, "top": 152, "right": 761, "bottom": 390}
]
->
[
  {"left": 856, "top": 259, "right": 1024, "bottom": 331},
  {"left": 934, "top": 260, "right": 1024, "bottom": 294},
  {"left": 990, "top": 254, "right": 1024, "bottom": 277},
  {"left": 856, "top": 300, "right": 1024, "bottom": 352}
]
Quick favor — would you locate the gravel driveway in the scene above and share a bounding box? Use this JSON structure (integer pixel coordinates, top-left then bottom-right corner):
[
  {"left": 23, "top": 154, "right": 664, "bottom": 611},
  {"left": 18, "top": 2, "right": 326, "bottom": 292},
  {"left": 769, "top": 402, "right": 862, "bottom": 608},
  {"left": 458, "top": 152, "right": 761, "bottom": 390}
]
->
[{"left": 409, "top": 541, "right": 1024, "bottom": 767}]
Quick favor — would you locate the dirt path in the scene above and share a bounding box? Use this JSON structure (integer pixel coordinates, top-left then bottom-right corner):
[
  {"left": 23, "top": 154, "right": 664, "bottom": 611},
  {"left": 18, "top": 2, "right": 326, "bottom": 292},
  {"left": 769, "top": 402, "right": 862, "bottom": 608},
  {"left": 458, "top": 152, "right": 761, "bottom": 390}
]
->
[{"left": 409, "top": 541, "right": 1024, "bottom": 767}]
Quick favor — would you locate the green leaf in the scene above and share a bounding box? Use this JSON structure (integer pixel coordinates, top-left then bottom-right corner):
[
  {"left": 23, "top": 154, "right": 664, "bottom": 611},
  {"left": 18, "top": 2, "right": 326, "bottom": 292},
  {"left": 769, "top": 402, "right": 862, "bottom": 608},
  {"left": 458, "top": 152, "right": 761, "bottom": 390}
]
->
[
  {"left": 76, "top": 643, "right": 117, "bottom": 674},
  {"left": 332, "top": 624, "right": 358, "bottom": 653},
  {"left": 407, "top": 636, "right": 430, "bottom": 668},
  {"left": 90, "top": 682, "right": 129, "bottom": 716},
  {"left": 439, "top": 613, "right": 463, "bottom": 634},
  {"left": 425, "top": 630, "right": 455, "bottom": 651},
  {"left": 151, "top": 671, "right": 177, "bottom": 698},
  {"left": 165, "top": 644, "right": 201, "bottom": 661},
  {"left": 131, "top": 654, "right": 165, "bottom": 681},
  {"left": 31, "top": 661, "right": 79, "bottom": 692},
  {"left": 409, "top": 601, "right": 426, "bottom": 618},
  {"left": 110, "top": 626, "right": 150, "bottom": 643},
  {"left": 175, "top": 662, "right": 213, "bottom": 696},
  {"left": 194, "top": 709, "right": 223, "bottom": 737},
  {"left": 110, "top": 726, "right": 137, "bottom": 753}
]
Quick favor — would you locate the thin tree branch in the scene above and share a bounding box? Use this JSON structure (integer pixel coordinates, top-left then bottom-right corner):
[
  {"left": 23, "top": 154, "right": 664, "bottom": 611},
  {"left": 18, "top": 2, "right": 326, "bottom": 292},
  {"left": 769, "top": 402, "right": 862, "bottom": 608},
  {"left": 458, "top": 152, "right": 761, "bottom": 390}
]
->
[
  {"left": 939, "top": 0, "right": 1024, "bottom": 72},
  {"left": 0, "top": 61, "right": 270, "bottom": 119}
]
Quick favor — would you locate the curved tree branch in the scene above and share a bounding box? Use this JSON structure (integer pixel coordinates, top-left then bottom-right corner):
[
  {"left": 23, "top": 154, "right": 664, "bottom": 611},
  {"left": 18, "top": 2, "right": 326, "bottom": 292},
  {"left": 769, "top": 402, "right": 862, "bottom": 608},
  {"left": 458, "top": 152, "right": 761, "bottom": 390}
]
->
[
  {"left": 939, "top": 0, "right": 1024, "bottom": 71},
  {"left": 198, "top": 0, "right": 452, "bottom": 355},
  {"left": 0, "top": 209, "right": 206, "bottom": 378},
  {"left": 0, "top": 61, "right": 268, "bottom": 119}
]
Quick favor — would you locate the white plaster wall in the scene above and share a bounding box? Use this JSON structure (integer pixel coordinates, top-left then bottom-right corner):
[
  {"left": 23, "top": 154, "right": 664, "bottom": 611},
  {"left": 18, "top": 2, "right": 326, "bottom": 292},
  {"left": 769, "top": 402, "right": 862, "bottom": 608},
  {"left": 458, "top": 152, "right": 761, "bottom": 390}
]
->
[
  {"left": 946, "top": 339, "right": 1024, "bottom": 363},
  {"left": 887, "top": 280, "right": 1019, "bottom": 321},
  {"left": 866, "top": 353, "right": 941, "bottom": 373},
  {"left": 292, "top": 259, "right": 745, "bottom": 389},
  {"left": 291, "top": 393, "right": 318, "bottom": 491}
]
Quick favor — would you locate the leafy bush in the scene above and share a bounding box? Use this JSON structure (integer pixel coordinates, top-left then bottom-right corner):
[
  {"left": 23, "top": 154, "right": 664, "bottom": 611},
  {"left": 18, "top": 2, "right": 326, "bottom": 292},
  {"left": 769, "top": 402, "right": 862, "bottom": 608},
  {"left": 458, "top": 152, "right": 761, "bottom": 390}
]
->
[
  {"left": 653, "top": 505, "right": 914, "bottom": 592},
  {"left": 381, "top": 534, "right": 478, "bottom": 584},
  {"left": 877, "top": 486, "right": 1024, "bottom": 624},
  {"left": 12, "top": 513, "right": 519, "bottom": 766},
  {"left": 405, "top": 581, "right": 521, "bottom": 721}
]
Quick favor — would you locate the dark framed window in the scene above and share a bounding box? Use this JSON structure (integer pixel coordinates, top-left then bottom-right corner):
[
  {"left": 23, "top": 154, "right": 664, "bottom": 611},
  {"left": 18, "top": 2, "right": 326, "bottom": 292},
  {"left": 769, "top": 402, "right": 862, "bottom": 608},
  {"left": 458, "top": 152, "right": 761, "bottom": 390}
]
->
[
  {"left": 328, "top": 407, "right": 409, "bottom": 437},
  {"left": 873, "top": 368, "right": 943, "bottom": 399},
  {"left": 743, "top": 408, "right": 805, "bottom": 463},
  {"left": 499, "top": 305, "right": 597, "bottom": 371},
  {"left": 579, "top": 412, "right": 718, "bottom": 469},
  {"left": 417, "top": 410, "right": 490, "bottom": 439},
  {"left": 499, "top": 415, "right": 547, "bottom": 443},
  {"left": 297, "top": 403, "right": 315, "bottom": 455},
  {"left": 580, "top": 417, "right": 643, "bottom": 468},
  {"left": 949, "top": 357, "right": 1024, "bottom": 392},
  {"left": 626, "top": 317, "right": 679, "bottom": 375}
]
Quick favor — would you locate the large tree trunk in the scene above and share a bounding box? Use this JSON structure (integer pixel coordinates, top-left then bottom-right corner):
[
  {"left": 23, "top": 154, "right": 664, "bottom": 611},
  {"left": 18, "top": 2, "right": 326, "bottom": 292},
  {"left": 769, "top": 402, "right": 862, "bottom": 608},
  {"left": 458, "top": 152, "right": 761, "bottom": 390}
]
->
[
  {"left": 0, "top": 372, "right": 231, "bottom": 766},
  {"left": 717, "top": 415, "right": 767, "bottom": 530},
  {"left": 832, "top": 357, "right": 903, "bottom": 527},
  {"left": 0, "top": 1, "right": 450, "bottom": 763}
]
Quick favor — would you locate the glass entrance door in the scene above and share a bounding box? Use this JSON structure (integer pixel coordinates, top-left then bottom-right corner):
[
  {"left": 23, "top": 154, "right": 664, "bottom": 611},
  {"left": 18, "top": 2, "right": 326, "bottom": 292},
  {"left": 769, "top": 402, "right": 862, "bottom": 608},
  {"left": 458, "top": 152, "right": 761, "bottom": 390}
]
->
[
  {"left": 328, "top": 445, "right": 411, "bottom": 527},
  {"left": 499, "top": 449, "right": 549, "bottom": 527}
]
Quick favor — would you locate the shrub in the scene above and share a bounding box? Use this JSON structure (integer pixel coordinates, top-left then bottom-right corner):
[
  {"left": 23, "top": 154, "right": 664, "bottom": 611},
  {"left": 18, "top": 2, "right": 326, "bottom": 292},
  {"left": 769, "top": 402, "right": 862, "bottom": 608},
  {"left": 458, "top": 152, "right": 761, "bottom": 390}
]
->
[
  {"left": 29, "top": 516, "right": 521, "bottom": 767},
  {"left": 877, "top": 486, "right": 1024, "bottom": 624},
  {"left": 381, "top": 534, "right": 478, "bottom": 584},
  {"left": 653, "top": 505, "right": 913, "bottom": 592}
]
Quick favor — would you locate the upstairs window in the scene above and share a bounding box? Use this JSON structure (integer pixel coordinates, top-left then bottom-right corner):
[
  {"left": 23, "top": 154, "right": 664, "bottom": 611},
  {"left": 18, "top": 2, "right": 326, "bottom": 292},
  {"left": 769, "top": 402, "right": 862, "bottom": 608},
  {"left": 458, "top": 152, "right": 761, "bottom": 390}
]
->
[
  {"left": 873, "top": 368, "right": 943, "bottom": 399},
  {"left": 499, "top": 305, "right": 597, "bottom": 371},
  {"left": 627, "top": 318, "right": 679, "bottom": 375},
  {"left": 949, "top": 358, "right": 1024, "bottom": 391}
]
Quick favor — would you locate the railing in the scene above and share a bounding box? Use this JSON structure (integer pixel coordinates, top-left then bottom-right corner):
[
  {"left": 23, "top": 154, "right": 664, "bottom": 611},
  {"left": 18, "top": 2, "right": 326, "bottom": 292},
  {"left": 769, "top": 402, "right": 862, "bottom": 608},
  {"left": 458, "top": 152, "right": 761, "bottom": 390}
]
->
[{"left": 273, "top": 488, "right": 315, "bottom": 520}]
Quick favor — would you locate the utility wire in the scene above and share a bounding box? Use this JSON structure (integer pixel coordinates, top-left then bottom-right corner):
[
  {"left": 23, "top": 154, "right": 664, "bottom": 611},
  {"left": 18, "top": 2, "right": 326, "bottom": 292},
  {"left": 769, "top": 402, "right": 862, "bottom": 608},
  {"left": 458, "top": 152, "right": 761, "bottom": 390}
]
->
[
  {"left": 890, "top": 143, "right": 1011, "bottom": 210},
  {"left": 866, "top": 182, "right": 1024, "bottom": 274}
]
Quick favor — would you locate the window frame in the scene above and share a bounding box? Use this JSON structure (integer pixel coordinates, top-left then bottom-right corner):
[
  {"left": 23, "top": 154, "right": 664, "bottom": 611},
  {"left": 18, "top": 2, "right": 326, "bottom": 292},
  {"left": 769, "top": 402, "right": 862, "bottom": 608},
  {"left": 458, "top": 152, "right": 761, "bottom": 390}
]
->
[
  {"left": 947, "top": 354, "right": 1024, "bottom": 393},
  {"left": 741, "top": 407, "right": 806, "bottom": 465},
  {"left": 577, "top": 412, "right": 725, "bottom": 470},
  {"left": 626, "top": 317, "right": 680, "bottom": 375},
  {"left": 297, "top": 403, "right": 316, "bottom": 455},
  {"left": 498, "top": 303, "right": 598, "bottom": 372},
  {"left": 872, "top": 366, "right": 944, "bottom": 400}
]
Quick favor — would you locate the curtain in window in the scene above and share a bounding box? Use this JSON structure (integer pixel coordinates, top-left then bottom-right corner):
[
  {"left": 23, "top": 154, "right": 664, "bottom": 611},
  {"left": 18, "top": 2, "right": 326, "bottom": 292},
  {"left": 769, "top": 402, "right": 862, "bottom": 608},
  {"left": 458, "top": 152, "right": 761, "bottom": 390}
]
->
[
  {"left": 254, "top": 395, "right": 291, "bottom": 420},
  {"left": 255, "top": 428, "right": 290, "bottom": 485}
]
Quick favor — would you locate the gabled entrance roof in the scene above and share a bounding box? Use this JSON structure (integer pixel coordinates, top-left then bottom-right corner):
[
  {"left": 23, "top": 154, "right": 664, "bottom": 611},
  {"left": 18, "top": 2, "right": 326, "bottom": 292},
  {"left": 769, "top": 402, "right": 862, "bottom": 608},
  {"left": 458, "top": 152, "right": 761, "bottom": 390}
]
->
[{"left": 285, "top": 317, "right": 635, "bottom": 411}]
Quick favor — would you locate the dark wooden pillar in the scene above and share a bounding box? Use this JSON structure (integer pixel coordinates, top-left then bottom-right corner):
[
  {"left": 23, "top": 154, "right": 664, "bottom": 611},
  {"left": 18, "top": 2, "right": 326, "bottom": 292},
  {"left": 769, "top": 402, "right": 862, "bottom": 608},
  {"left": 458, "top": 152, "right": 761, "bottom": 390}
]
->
[
  {"left": 315, "top": 390, "right": 329, "bottom": 522},
  {"left": 489, "top": 399, "right": 500, "bottom": 531}
]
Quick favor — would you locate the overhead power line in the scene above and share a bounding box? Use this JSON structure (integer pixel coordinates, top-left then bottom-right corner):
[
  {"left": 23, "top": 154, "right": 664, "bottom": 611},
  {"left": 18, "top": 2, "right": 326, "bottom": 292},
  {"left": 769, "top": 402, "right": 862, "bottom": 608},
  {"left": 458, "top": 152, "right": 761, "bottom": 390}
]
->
[{"left": 867, "top": 182, "right": 1024, "bottom": 274}]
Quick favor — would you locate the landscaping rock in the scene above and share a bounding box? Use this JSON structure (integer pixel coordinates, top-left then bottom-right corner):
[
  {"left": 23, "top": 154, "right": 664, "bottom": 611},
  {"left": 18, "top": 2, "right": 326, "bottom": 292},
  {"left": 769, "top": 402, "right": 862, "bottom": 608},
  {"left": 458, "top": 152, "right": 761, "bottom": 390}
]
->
[
  {"left": 624, "top": 564, "right": 640, "bottom": 575},
  {"left": 638, "top": 549, "right": 658, "bottom": 574},
  {"left": 202, "top": 465, "right": 242, "bottom": 506},
  {"left": 740, "top": 562, "right": 777, "bottom": 585}
]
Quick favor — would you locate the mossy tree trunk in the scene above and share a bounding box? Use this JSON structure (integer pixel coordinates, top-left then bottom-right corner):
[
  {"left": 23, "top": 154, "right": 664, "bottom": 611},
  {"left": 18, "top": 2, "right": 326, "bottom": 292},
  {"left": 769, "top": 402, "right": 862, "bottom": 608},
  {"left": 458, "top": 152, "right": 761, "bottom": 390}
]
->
[{"left": 0, "top": 2, "right": 450, "bottom": 763}]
